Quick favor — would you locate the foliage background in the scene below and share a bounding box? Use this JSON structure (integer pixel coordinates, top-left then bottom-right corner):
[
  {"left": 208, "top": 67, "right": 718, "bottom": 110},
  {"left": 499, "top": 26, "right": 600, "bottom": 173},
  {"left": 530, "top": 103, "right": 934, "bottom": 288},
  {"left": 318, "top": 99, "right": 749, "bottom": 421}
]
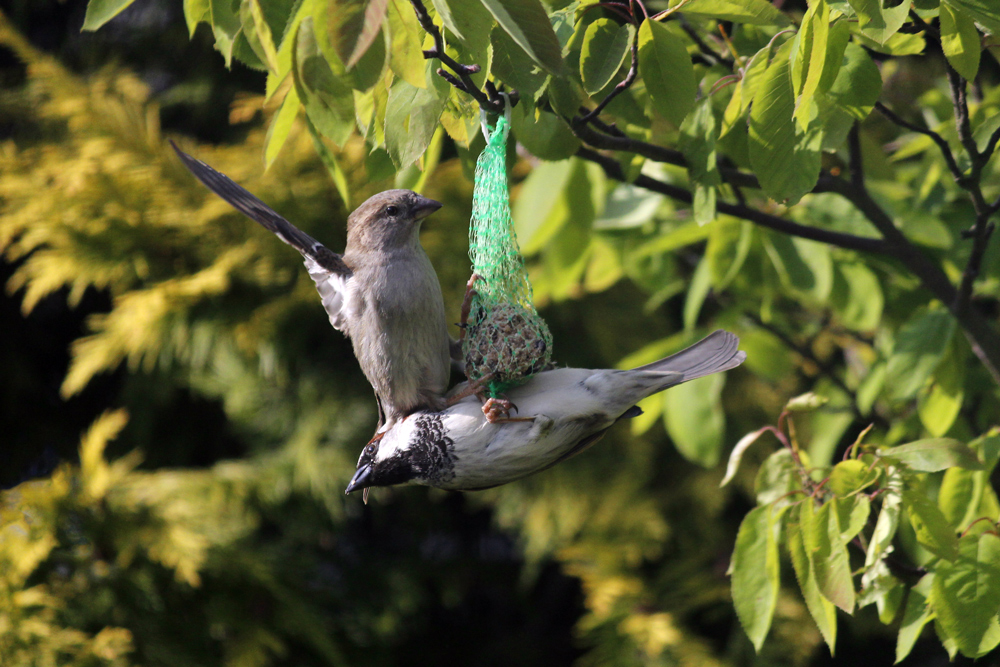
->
[{"left": 1, "top": 0, "right": 998, "bottom": 665}]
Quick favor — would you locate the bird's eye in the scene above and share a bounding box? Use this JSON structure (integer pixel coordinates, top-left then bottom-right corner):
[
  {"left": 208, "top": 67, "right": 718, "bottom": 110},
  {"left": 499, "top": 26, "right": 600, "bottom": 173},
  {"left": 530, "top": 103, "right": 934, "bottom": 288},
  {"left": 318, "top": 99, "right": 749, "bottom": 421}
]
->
[
  {"left": 366, "top": 444, "right": 376, "bottom": 455},
  {"left": 386, "top": 205, "right": 399, "bottom": 216}
]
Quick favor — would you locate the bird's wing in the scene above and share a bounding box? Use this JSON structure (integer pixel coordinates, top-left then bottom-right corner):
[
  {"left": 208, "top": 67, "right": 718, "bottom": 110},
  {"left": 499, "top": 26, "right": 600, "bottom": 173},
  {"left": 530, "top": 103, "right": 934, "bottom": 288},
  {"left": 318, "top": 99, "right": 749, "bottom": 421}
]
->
[{"left": 171, "top": 141, "right": 354, "bottom": 332}]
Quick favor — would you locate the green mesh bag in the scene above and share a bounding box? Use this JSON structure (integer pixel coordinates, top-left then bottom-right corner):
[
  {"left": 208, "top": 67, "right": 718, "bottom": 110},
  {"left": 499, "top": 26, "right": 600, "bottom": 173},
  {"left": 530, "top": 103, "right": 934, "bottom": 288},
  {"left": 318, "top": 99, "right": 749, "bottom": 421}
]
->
[{"left": 463, "top": 108, "right": 553, "bottom": 398}]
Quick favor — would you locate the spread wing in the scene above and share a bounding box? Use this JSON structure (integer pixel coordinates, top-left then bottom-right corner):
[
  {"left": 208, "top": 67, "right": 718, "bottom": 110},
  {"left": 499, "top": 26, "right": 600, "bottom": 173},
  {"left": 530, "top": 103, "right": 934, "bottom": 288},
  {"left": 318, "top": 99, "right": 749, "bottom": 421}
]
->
[{"left": 171, "top": 141, "right": 354, "bottom": 332}]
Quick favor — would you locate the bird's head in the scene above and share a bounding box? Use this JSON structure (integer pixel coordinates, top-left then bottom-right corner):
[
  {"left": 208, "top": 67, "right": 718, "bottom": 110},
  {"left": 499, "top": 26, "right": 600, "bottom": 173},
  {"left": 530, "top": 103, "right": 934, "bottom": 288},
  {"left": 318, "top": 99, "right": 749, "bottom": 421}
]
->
[
  {"left": 344, "top": 434, "right": 420, "bottom": 499},
  {"left": 345, "top": 189, "right": 442, "bottom": 253}
]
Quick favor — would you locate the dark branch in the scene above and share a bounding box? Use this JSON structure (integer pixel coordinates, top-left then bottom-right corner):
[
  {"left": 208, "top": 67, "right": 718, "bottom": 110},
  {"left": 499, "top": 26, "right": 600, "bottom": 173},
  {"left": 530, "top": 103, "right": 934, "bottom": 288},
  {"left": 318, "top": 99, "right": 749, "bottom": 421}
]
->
[
  {"left": 678, "top": 16, "right": 733, "bottom": 68},
  {"left": 409, "top": 0, "right": 512, "bottom": 115},
  {"left": 848, "top": 123, "right": 864, "bottom": 189},
  {"left": 575, "top": 147, "right": 892, "bottom": 255},
  {"left": 875, "top": 101, "right": 965, "bottom": 181}
]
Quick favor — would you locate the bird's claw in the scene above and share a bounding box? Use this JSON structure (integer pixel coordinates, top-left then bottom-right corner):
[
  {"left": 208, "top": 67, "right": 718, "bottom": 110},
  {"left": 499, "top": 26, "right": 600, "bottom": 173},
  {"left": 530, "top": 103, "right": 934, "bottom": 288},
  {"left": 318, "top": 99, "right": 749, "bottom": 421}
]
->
[{"left": 482, "top": 397, "right": 533, "bottom": 424}]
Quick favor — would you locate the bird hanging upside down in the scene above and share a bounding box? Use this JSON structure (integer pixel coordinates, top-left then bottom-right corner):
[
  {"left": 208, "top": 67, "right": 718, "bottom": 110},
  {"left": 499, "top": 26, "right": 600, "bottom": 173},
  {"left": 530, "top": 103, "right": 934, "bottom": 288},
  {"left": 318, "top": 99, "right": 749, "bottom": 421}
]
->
[{"left": 346, "top": 330, "right": 746, "bottom": 495}]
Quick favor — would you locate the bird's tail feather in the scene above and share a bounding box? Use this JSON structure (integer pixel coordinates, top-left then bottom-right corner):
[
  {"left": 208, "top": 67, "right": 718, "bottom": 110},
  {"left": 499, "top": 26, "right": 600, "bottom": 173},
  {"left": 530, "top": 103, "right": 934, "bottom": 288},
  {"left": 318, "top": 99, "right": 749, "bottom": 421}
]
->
[{"left": 634, "top": 330, "right": 746, "bottom": 381}]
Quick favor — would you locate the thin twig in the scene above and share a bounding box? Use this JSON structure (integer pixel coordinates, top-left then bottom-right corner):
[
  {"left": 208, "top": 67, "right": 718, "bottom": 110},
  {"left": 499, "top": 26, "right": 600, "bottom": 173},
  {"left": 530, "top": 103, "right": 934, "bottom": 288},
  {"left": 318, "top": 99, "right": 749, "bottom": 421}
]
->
[
  {"left": 409, "top": 0, "right": 511, "bottom": 115},
  {"left": 678, "top": 16, "right": 733, "bottom": 68},
  {"left": 875, "top": 101, "right": 965, "bottom": 181}
]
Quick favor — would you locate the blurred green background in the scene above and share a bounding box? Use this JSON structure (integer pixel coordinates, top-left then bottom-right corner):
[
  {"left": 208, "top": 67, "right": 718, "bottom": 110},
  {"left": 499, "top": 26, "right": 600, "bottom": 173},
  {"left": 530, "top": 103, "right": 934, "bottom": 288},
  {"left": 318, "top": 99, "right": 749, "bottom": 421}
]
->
[{"left": 0, "top": 1, "right": 992, "bottom": 665}]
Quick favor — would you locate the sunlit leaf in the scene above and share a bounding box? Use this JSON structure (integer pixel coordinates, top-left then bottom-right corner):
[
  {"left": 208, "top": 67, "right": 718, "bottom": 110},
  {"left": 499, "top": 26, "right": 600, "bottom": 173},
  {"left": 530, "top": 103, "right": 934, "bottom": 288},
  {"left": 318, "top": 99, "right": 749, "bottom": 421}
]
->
[
  {"left": 940, "top": 1, "right": 981, "bottom": 82},
  {"left": 731, "top": 504, "right": 783, "bottom": 651},
  {"left": 82, "top": 0, "right": 139, "bottom": 31},
  {"left": 580, "top": 19, "right": 632, "bottom": 95},
  {"left": 847, "top": 0, "right": 909, "bottom": 44},
  {"left": 638, "top": 20, "right": 696, "bottom": 126},
  {"left": 930, "top": 532, "right": 1000, "bottom": 658},
  {"left": 663, "top": 372, "right": 725, "bottom": 466},
  {"left": 479, "top": 0, "right": 565, "bottom": 74},
  {"left": 749, "top": 40, "right": 823, "bottom": 204},
  {"left": 886, "top": 309, "right": 955, "bottom": 402}
]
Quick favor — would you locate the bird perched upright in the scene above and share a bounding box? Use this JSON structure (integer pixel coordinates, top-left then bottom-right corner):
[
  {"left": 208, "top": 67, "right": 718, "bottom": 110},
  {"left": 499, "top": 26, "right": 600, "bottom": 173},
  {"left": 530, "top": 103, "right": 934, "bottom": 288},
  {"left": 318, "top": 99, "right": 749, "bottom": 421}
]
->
[
  {"left": 345, "top": 330, "right": 746, "bottom": 494},
  {"left": 171, "top": 142, "right": 454, "bottom": 432}
]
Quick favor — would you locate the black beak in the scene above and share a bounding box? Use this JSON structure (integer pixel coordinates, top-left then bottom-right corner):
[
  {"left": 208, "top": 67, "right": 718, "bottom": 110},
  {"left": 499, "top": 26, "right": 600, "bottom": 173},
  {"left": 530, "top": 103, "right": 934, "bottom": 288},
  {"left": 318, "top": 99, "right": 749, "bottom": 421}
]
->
[
  {"left": 411, "top": 196, "right": 442, "bottom": 220},
  {"left": 346, "top": 464, "right": 372, "bottom": 496}
]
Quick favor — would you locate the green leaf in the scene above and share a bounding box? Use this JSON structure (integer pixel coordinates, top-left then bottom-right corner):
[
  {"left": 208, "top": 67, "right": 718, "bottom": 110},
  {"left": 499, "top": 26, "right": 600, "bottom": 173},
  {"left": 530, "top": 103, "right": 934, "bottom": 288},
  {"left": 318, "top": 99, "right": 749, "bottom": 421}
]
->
[
  {"left": 918, "top": 336, "right": 966, "bottom": 437},
  {"left": 755, "top": 449, "right": 799, "bottom": 507},
  {"left": 881, "top": 439, "right": 984, "bottom": 472},
  {"left": 580, "top": 20, "right": 633, "bottom": 95},
  {"left": 677, "top": 0, "right": 790, "bottom": 25},
  {"left": 683, "top": 254, "right": 712, "bottom": 329},
  {"left": 865, "top": 470, "right": 903, "bottom": 569},
  {"left": 209, "top": 0, "right": 244, "bottom": 67},
  {"left": 386, "top": 0, "right": 428, "bottom": 87},
  {"left": 479, "top": 0, "right": 565, "bottom": 74},
  {"left": 383, "top": 80, "right": 445, "bottom": 168},
  {"left": 886, "top": 309, "right": 955, "bottom": 402},
  {"left": 706, "top": 219, "right": 752, "bottom": 289},
  {"left": 663, "top": 372, "right": 725, "bottom": 467},
  {"left": 512, "top": 105, "right": 580, "bottom": 160},
  {"left": 940, "top": 1, "right": 981, "bottom": 82},
  {"left": 847, "top": 0, "right": 909, "bottom": 44},
  {"left": 82, "top": 0, "right": 138, "bottom": 31},
  {"left": 264, "top": 86, "right": 300, "bottom": 169},
  {"left": 513, "top": 159, "right": 575, "bottom": 253},
  {"left": 638, "top": 20, "right": 697, "bottom": 127},
  {"left": 930, "top": 533, "right": 1000, "bottom": 658},
  {"left": 292, "top": 17, "right": 356, "bottom": 148},
  {"left": 851, "top": 29, "right": 926, "bottom": 56},
  {"left": 896, "top": 574, "right": 935, "bottom": 663},
  {"left": 939, "top": 433, "right": 1000, "bottom": 528},
  {"left": 679, "top": 99, "right": 721, "bottom": 192},
  {"left": 731, "top": 504, "right": 783, "bottom": 651},
  {"left": 305, "top": 115, "right": 352, "bottom": 208},
  {"left": 594, "top": 184, "right": 664, "bottom": 230},
  {"left": 492, "top": 27, "right": 549, "bottom": 103},
  {"left": 828, "top": 42, "right": 882, "bottom": 120},
  {"left": 763, "top": 232, "right": 833, "bottom": 300},
  {"left": 827, "top": 459, "right": 878, "bottom": 496},
  {"left": 721, "top": 427, "right": 770, "bottom": 488},
  {"left": 183, "top": 0, "right": 211, "bottom": 37},
  {"left": 432, "top": 0, "right": 494, "bottom": 61},
  {"left": 806, "top": 499, "right": 857, "bottom": 611},
  {"left": 946, "top": 0, "right": 1000, "bottom": 34},
  {"left": 831, "top": 262, "right": 883, "bottom": 331},
  {"left": 792, "top": 0, "right": 832, "bottom": 131},
  {"left": 904, "top": 482, "right": 960, "bottom": 560},
  {"left": 791, "top": 502, "right": 838, "bottom": 651},
  {"left": 749, "top": 40, "right": 823, "bottom": 204}
]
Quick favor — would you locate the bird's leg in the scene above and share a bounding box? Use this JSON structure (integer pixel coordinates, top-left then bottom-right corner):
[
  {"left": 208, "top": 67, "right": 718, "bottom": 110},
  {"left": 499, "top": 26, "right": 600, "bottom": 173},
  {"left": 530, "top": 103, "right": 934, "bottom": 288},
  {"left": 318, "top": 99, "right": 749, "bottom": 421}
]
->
[
  {"left": 457, "top": 273, "right": 480, "bottom": 342},
  {"left": 444, "top": 371, "right": 496, "bottom": 406}
]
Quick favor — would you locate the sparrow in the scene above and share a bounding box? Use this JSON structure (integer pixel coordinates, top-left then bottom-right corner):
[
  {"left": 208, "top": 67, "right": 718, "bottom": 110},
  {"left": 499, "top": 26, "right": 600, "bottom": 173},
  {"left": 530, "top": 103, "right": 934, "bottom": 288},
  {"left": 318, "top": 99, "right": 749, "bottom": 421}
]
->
[
  {"left": 345, "top": 330, "right": 746, "bottom": 494},
  {"left": 171, "top": 142, "right": 455, "bottom": 432}
]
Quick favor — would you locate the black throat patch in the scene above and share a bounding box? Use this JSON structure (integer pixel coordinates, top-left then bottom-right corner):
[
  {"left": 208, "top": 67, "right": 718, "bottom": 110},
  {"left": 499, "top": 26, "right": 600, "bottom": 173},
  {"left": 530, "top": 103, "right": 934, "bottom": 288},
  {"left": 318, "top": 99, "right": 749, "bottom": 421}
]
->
[{"left": 407, "top": 413, "right": 456, "bottom": 484}]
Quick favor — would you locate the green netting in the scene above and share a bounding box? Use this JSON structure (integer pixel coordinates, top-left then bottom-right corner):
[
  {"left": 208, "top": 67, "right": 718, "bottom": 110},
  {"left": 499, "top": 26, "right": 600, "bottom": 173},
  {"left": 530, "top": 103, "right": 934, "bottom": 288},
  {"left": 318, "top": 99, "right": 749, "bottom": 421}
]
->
[{"left": 463, "top": 112, "right": 553, "bottom": 398}]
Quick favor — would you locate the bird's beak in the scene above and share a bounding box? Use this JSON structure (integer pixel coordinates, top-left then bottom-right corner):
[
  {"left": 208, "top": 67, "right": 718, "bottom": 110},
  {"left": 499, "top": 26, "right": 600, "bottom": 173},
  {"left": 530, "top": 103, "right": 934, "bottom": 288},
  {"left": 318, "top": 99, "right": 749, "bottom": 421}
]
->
[
  {"left": 345, "top": 463, "right": 372, "bottom": 496},
  {"left": 411, "top": 196, "right": 442, "bottom": 221}
]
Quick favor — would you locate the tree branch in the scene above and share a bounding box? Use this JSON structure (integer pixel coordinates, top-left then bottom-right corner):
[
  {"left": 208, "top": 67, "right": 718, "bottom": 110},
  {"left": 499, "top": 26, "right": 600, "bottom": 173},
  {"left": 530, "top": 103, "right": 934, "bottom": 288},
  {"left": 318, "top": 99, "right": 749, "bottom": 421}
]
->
[
  {"left": 875, "top": 101, "right": 965, "bottom": 181},
  {"left": 575, "top": 148, "right": 892, "bottom": 255},
  {"left": 409, "top": 0, "right": 513, "bottom": 116}
]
